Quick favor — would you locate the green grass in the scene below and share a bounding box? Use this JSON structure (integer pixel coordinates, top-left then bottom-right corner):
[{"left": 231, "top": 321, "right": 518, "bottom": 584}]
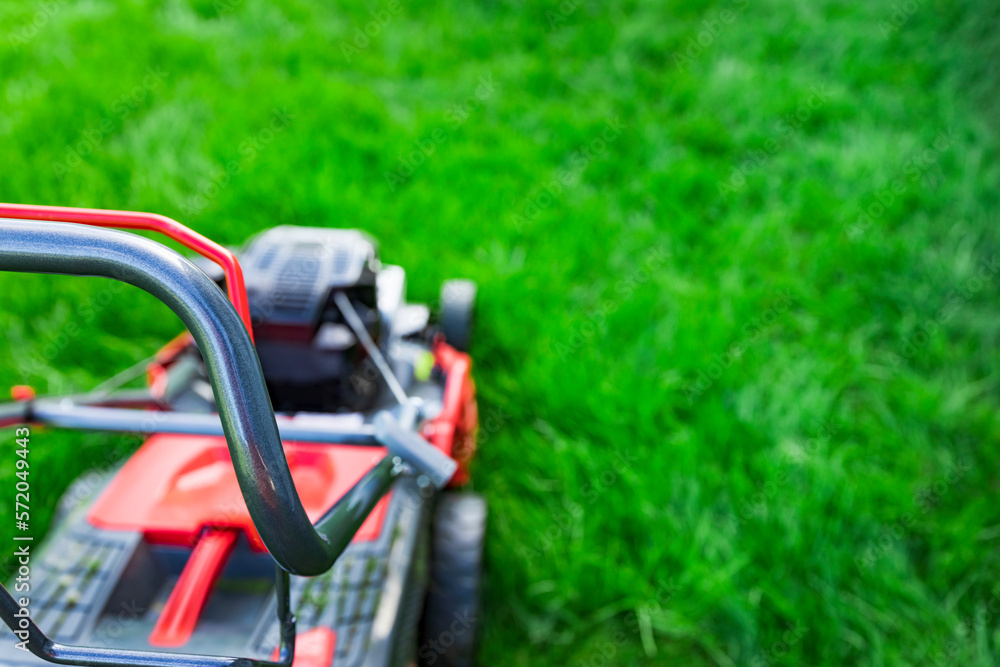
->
[{"left": 2, "top": 0, "right": 1000, "bottom": 664}]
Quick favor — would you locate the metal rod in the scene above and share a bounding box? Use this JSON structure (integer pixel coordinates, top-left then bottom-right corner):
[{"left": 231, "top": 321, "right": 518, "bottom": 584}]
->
[
  {"left": 332, "top": 290, "right": 409, "bottom": 405},
  {"left": 374, "top": 412, "right": 457, "bottom": 489},
  {"left": 77, "top": 388, "right": 162, "bottom": 409},
  {"left": 273, "top": 566, "right": 296, "bottom": 665},
  {"left": 86, "top": 352, "right": 160, "bottom": 398},
  {"left": 28, "top": 402, "right": 378, "bottom": 444},
  {"left": 0, "top": 580, "right": 293, "bottom": 667},
  {"left": 0, "top": 202, "right": 256, "bottom": 338},
  {"left": 314, "top": 455, "right": 403, "bottom": 553},
  {"left": 0, "top": 401, "right": 31, "bottom": 429}
]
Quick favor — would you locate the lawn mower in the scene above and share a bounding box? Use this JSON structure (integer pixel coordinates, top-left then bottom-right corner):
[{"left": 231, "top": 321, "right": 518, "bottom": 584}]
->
[{"left": 0, "top": 204, "right": 485, "bottom": 667}]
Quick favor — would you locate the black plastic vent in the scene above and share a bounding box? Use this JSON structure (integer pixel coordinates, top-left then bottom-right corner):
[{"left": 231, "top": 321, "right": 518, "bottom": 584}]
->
[{"left": 272, "top": 245, "right": 322, "bottom": 314}]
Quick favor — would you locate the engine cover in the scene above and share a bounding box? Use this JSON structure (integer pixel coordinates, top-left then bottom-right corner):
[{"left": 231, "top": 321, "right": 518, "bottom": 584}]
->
[{"left": 241, "top": 226, "right": 383, "bottom": 412}]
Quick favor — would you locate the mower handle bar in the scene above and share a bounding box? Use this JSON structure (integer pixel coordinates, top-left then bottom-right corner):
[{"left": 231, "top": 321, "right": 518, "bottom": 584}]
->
[
  {"left": 0, "top": 202, "right": 256, "bottom": 338},
  {"left": 0, "top": 219, "right": 455, "bottom": 575},
  {"left": 0, "top": 399, "right": 381, "bottom": 443}
]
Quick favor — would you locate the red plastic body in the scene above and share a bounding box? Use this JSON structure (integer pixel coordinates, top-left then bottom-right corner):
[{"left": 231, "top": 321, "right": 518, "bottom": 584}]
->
[
  {"left": 146, "top": 331, "right": 196, "bottom": 398},
  {"left": 10, "top": 385, "right": 35, "bottom": 401},
  {"left": 272, "top": 628, "right": 336, "bottom": 667},
  {"left": 88, "top": 434, "right": 391, "bottom": 649},
  {"left": 88, "top": 435, "right": 391, "bottom": 549},
  {"left": 0, "top": 203, "right": 254, "bottom": 339},
  {"left": 424, "top": 341, "right": 478, "bottom": 486},
  {"left": 149, "top": 528, "right": 239, "bottom": 647}
]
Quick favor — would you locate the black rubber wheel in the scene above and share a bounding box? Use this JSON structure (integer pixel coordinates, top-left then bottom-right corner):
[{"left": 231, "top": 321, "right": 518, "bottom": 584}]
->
[
  {"left": 440, "top": 280, "right": 477, "bottom": 352},
  {"left": 419, "top": 493, "right": 487, "bottom": 667}
]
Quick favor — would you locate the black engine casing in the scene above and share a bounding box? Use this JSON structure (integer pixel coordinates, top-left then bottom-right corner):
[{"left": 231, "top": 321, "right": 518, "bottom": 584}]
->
[{"left": 240, "top": 226, "right": 383, "bottom": 412}]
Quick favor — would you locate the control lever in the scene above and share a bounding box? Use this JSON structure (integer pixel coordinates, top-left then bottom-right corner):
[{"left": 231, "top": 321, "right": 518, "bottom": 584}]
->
[{"left": 374, "top": 411, "right": 457, "bottom": 489}]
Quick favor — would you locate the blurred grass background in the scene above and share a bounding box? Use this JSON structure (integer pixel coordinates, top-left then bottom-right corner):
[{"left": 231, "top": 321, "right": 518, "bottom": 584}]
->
[{"left": 2, "top": 0, "right": 1000, "bottom": 664}]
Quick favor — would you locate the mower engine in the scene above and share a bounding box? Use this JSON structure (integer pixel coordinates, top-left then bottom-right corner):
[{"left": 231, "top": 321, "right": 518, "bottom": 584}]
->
[
  {"left": 242, "top": 226, "right": 383, "bottom": 412},
  {"left": 189, "top": 225, "right": 435, "bottom": 414}
]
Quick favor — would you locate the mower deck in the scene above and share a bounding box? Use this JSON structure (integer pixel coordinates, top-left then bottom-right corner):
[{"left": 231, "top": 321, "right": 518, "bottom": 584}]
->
[{"left": 0, "top": 462, "right": 430, "bottom": 667}]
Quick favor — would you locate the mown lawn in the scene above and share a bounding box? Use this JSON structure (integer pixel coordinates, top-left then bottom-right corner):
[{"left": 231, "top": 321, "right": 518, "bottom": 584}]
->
[{"left": 2, "top": 0, "right": 1000, "bottom": 664}]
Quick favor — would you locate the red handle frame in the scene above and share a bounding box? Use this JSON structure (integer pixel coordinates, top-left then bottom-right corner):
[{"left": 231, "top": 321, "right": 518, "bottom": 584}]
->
[{"left": 0, "top": 203, "right": 254, "bottom": 339}]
